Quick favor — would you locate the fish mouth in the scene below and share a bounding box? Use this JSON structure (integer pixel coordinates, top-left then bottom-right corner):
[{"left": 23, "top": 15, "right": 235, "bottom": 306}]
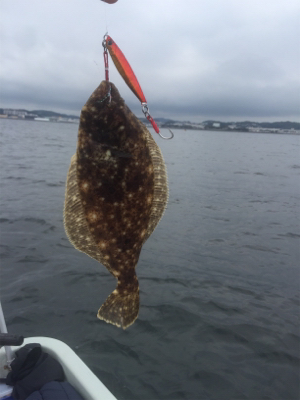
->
[
  {"left": 99, "top": 80, "right": 110, "bottom": 91},
  {"left": 98, "top": 80, "right": 112, "bottom": 100},
  {"left": 96, "top": 80, "right": 122, "bottom": 105}
]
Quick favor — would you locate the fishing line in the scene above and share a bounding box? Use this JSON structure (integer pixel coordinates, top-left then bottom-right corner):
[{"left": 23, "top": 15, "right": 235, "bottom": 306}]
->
[
  {"left": 104, "top": 4, "right": 108, "bottom": 33},
  {"left": 102, "top": 1, "right": 109, "bottom": 35}
]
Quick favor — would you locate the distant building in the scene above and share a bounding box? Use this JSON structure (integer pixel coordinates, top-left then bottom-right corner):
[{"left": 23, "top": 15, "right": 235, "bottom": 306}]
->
[
  {"left": 212, "top": 122, "right": 220, "bottom": 128},
  {"left": 4, "top": 109, "right": 27, "bottom": 117}
]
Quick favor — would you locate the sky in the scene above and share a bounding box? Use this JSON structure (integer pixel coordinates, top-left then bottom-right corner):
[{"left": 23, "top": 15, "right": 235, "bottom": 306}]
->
[{"left": 0, "top": 0, "right": 299, "bottom": 122}]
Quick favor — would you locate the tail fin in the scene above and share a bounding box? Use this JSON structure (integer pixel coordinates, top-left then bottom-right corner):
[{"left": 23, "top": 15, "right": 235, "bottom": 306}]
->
[{"left": 97, "top": 276, "right": 139, "bottom": 329}]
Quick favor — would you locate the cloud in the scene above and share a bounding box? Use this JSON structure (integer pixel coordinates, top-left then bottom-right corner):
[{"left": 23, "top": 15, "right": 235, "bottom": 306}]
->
[{"left": 0, "top": 0, "right": 299, "bottom": 121}]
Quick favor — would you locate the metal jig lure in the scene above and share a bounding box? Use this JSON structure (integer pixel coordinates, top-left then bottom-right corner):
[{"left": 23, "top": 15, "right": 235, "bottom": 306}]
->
[{"left": 102, "top": 34, "right": 174, "bottom": 140}]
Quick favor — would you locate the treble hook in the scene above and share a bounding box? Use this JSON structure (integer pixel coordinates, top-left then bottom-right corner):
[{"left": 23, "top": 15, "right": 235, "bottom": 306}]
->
[{"left": 158, "top": 129, "right": 174, "bottom": 140}]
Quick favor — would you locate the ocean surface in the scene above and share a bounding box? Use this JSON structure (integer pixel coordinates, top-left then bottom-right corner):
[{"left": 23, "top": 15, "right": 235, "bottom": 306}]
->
[{"left": 0, "top": 118, "right": 299, "bottom": 400}]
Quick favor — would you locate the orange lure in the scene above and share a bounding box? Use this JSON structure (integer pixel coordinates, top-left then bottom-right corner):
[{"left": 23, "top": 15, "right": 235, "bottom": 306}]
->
[
  {"left": 102, "top": 34, "right": 173, "bottom": 139},
  {"left": 105, "top": 35, "right": 147, "bottom": 104}
]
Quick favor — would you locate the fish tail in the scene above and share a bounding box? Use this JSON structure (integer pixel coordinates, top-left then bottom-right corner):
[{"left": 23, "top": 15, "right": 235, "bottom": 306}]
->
[{"left": 97, "top": 274, "right": 139, "bottom": 329}]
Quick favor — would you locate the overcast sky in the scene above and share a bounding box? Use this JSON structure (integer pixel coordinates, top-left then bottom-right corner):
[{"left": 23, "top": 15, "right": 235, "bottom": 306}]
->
[{"left": 1, "top": 0, "right": 299, "bottom": 122}]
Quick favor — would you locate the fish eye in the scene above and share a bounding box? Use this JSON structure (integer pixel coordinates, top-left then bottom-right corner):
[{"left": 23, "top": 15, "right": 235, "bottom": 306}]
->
[{"left": 108, "top": 40, "right": 113, "bottom": 46}]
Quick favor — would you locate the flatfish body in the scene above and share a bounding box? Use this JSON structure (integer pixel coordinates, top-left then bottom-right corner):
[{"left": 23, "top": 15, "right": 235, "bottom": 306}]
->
[{"left": 64, "top": 80, "right": 168, "bottom": 329}]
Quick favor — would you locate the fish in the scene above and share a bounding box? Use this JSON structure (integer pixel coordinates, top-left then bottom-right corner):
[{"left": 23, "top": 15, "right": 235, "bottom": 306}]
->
[{"left": 64, "top": 80, "right": 168, "bottom": 329}]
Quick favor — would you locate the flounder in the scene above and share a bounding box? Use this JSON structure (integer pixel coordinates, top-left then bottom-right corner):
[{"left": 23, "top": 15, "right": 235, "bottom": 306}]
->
[{"left": 64, "top": 80, "right": 168, "bottom": 329}]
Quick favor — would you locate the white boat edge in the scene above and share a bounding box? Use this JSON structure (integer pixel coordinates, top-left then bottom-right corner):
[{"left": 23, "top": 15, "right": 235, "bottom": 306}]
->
[{"left": 0, "top": 336, "right": 117, "bottom": 400}]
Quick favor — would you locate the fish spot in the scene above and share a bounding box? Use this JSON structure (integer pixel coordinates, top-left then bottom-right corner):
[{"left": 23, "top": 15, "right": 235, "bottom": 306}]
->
[
  {"left": 140, "top": 229, "right": 146, "bottom": 238},
  {"left": 99, "top": 241, "right": 106, "bottom": 249},
  {"left": 81, "top": 182, "right": 89, "bottom": 192},
  {"left": 88, "top": 212, "right": 99, "bottom": 222}
]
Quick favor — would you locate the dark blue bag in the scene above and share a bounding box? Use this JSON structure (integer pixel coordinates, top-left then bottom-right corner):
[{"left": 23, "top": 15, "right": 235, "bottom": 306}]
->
[{"left": 26, "top": 381, "right": 84, "bottom": 400}]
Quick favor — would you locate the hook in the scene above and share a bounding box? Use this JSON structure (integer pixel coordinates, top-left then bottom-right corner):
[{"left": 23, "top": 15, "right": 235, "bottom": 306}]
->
[
  {"left": 141, "top": 103, "right": 174, "bottom": 140},
  {"left": 158, "top": 129, "right": 174, "bottom": 140}
]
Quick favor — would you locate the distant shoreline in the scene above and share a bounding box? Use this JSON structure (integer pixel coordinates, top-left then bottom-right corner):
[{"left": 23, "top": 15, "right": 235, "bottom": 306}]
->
[
  {"left": 0, "top": 115, "right": 79, "bottom": 124},
  {"left": 160, "top": 124, "right": 300, "bottom": 135},
  {"left": 1, "top": 116, "right": 299, "bottom": 135}
]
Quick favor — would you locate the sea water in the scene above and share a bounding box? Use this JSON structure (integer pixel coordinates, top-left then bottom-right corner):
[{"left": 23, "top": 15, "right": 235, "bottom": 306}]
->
[{"left": 0, "top": 119, "right": 299, "bottom": 400}]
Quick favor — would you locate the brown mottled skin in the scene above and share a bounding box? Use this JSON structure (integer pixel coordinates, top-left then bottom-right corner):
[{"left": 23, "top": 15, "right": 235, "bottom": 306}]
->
[{"left": 64, "top": 81, "right": 168, "bottom": 329}]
